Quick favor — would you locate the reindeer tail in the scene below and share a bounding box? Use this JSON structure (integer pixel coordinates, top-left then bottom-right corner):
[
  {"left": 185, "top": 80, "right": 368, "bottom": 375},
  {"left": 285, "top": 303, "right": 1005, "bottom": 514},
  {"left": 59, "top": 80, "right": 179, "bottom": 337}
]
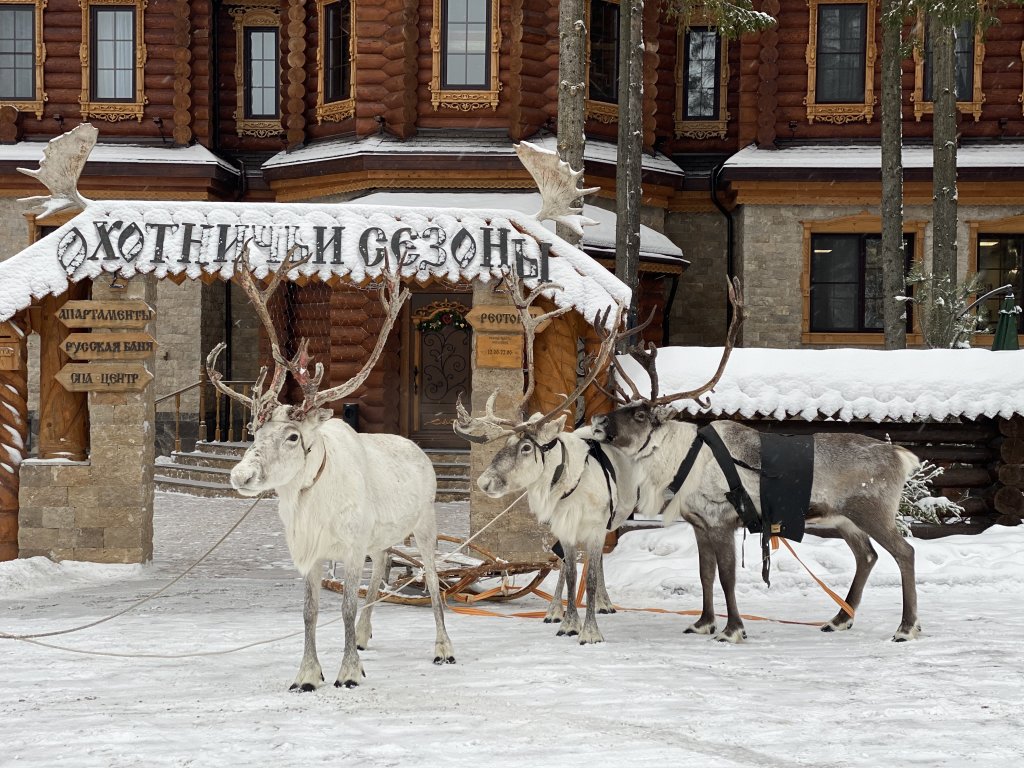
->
[{"left": 895, "top": 446, "right": 922, "bottom": 483}]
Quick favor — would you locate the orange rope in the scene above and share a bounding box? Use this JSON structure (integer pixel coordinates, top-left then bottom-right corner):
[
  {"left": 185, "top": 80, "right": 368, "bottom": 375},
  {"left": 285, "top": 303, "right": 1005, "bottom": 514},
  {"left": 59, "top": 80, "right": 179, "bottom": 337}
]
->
[{"left": 775, "top": 537, "right": 855, "bottom": 618}]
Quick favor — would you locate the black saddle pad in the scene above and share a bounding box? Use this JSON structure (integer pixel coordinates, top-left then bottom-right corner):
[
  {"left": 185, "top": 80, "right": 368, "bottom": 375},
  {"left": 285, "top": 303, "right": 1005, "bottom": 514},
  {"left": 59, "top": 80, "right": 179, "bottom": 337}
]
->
[{"left": 758, "top": 433, "right": 813, "bottom": 542}]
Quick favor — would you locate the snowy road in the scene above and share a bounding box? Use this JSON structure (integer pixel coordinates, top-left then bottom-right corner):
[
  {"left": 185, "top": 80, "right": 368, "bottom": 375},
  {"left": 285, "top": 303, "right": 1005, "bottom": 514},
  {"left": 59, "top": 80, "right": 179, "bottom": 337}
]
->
[{"left": 2, "top": 492, "right": 1023, "bottom": 768}]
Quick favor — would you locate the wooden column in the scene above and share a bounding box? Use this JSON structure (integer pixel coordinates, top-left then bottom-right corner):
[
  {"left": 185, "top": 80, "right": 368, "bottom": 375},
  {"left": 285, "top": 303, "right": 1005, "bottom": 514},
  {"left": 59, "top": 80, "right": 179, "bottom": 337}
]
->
[
  {"left": 37, "top": 283, "right": 90, "bottom": 460},
  {"left": 0, "top": 315, "right": 28, "bottom": 561}
]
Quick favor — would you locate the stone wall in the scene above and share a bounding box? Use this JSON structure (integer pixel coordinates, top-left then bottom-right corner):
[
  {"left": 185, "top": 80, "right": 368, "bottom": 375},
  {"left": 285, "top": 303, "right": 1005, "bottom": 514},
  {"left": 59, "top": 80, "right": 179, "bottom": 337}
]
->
[
  {"left": 18, "top": 277, "right": 157, "bottom": 563},
  {"left": 665, "top": 210, "right": 728, "bottom": 345}
]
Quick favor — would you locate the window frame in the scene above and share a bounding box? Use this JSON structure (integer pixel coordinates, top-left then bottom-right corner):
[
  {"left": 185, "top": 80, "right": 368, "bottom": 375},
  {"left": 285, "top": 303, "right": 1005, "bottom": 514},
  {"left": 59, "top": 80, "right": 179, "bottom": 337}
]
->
[
  {"left": 0, "top": 0, "right": 45, "bottom": 118},
  {"left": 230, "top": 3, "right": 282, "bottom": 137},
  {"left": 801, "top": 212, "right": 925, "bottom": 345},
  {"left": 429, "top": 0, "right": 500, "bottom": 111},
  {"left": 79, "top": 0, "right": 147, "bottom": 122},
  {"left": 584, "top": 0, "right": 620, "bottom": 123},
  {"left": 912, "top": 13, "right": 985, "bottom": 122},
  {"left": 804, "top": 0, "right": 876, "bottom": 125},
  {"left": 675, "top": 23, "right": 729, "bottom": 140},
  {"left": 316, "top": 0, "right": 355, "bottom": 124},
  {"left": 968, "top": 214, "right": 1024, "bottom": 345}
]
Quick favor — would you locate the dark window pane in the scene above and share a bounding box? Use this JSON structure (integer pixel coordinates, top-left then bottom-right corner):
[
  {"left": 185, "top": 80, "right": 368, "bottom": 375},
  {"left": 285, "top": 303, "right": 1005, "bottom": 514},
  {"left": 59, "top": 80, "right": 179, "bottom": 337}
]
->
[
  {"left": 924, "top": 19, "right": 974, "bottom": 102},
  {"left": 91, "top": 7, "right": 134, "bottom": 101},
  {"left": 684, "top": 27, "right": 719, "bottom": 119},
  {"left": 588, "top": 0, "right": 619, "bottom": 104},
  {"left": 246, "top": 27, "right": 279, "bottom": 118},
  {"left": 816, "top": 4, "right": 866, "bottom": 103},
  {"left": 442, "top": 0, "right": 489, "bottom": 88},
  {"left": 324, "top": 1, "right": 351, "bottom": 102},
  {"left": 977, "top": 235, "right": 1024, "bottom": 333},
  {"left": 0, "top": 7, "right": 34, "bottom": 99}
]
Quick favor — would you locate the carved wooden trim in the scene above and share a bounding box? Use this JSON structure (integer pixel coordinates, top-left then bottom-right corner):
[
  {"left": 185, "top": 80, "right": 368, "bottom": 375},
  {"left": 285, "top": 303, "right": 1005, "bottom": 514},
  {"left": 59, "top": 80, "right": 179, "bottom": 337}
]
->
[
  {"left": 315, "top": 0, "right": 355, "bottom": 124},
  {"left": 1020, "top": 41, "right": 1024, "bottom": 115},
  {"left": 584, "top": 0, "right": 618, "bottom": 122},
  {"left": 675, "top": 21, "right": 729, "bottom": 140},
  {"left": 756, "top": 0, "right": 781, "bottom": 146},
  {"left": 171, "top": 0, "right": 192, "bottom": 145},
  {"left": 231, "top": 4, "right": 283, "bottom": 137},
  {"left": 79, "top": 0, "right": 148, "bottom": 122},
  {"left": 430, "top": 0, "right": 501, "bottom": 111},
  {"left": 800, "top": 211, "right": 925, "bottom": 339},
  {"left": 804, "top": 0, "right": 876, "bottom": 124},
  {"left": 507, "top": 0, "right": 524, "bottom": 138},
  {"left": 0, "top": 0, "right": 47, "bottom": 120},
  {"left": 911, "top": 12, "right": 985, "bottom": 122}
]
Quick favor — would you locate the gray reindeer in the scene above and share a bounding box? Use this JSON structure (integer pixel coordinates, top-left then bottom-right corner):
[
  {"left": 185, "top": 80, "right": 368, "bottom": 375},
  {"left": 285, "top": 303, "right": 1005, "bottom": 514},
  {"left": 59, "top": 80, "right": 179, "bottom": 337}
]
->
[{"left": 590, "top": 279, "right": 922, "bottom": 643}]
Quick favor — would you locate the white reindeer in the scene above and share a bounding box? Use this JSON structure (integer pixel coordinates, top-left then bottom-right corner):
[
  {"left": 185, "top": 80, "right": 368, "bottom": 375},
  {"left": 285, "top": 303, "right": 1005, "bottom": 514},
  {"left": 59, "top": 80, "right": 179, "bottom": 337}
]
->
[
  {"left": 208, "top": 251, "right": 454, "bottom": 690},
  {"left": 455, "top": 277, "right": 635, "bottom": 644},
  {"left": 590, "top": 280, "right": 922, "bottom": 643}
]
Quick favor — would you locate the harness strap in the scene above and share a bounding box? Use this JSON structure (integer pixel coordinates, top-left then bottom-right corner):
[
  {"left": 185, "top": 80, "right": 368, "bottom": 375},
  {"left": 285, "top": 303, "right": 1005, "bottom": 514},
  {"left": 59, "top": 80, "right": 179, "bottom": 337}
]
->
[
  {"left": 539, "top": 438, "right": 565, "bottom": 488},
  {"left": 583, "top": 439, "right": 618, "bottom": 530}
]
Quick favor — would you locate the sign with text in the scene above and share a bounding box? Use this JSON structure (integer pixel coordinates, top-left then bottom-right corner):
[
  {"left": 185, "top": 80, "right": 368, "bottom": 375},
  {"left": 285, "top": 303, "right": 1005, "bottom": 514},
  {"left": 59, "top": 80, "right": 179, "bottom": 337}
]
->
[
  {"left": 475, "top": 334, "right": 523, "bottom": 369},
  {"left": 61, "top": 332, "right": 157, "bottom": 361},
  {"left": 56, "top": 363, "right": 153, "bottom": 392},
  {"left": 57, "top": 301, "right": 154, "bottom": 330},
  {"left": 0, "top": 322, "right": 20, "bottom": 371},
  {"left": 466, "top": 305, "right": 549, "bottom": 335}
]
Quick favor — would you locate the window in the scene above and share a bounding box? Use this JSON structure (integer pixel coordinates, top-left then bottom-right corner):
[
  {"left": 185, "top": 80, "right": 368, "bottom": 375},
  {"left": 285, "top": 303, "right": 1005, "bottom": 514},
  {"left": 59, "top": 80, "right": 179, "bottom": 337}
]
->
[
  {"left": 316, "top": 0, "right": 355, "bottom": 123},
  {"left": 429, "top": 0, "right": 500, "bottom": 111},
  {"left": 0, "top": 5, "right": 33, "bottom": 100},
  {"left": 231, "top": 5, "right": 281, "bottom": 137},
  {"left": 802, "top": 213, "right": 925, "bottom": 344},
  {"left": 975, "top": 235, "right": 1023, "bottom": 334},
  {"left": 675, "top": 25, "right": 729, "bottom": 139},
  {"left": 79, "top": 0, "right": 147, "bottom": 121},
  {"left": 913, "top": 17, "right": 984, "bottom": 122},
  {"left": 805, "top": 0, "right": 875, "bottom": 124},
  {"left": 585, "top": 0, "right": 619, "bottom": 122}
]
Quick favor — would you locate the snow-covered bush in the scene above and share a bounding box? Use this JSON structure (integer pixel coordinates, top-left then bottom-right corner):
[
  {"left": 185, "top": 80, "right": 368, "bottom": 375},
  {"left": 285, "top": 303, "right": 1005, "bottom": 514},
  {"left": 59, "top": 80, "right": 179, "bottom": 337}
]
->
[
  {"left": 897, "top": 460, "right": 965, "bottom": 536},
  {"left": 902, "top": 268, "right": 986, "bottom": 349}
]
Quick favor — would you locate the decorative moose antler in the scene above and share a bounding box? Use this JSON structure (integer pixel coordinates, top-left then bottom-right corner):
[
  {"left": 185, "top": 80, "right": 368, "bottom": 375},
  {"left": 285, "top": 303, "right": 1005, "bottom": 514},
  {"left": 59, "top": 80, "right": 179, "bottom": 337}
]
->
[
  {"left": 18, "top": 123, "right": 98, "bottom": 218},
  {"left": 454, "top": 272, "right": 626, "bottom": 443},
  {"left": 610, "top": 277, "right": 745, "bottom": 410},
  {"left": 514, "top": 140, "right": 600, "bottom": 237}
]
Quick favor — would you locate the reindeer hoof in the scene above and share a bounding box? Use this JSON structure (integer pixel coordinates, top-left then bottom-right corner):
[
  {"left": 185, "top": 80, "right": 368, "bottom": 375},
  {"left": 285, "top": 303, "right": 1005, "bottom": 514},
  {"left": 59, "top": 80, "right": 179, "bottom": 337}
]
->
[
  {"left": 357, "top": 645, "right": 366, "bottom": 651},
  {"left": 289, "top": 682, "right": 317, "bottom": 693},
  {"left": 892, "top": 623, "right": 922, "bottom": 642},
  {"left": 335, "top": 679, "right": 359, "bottom": 689},
  {"left": 684, "top": 623, "right": 715, "bottom": 636},
  {"left": 543, "top": 617, "right": 562, "bottom": 624},
  {"left": 598, "top": 607, "right": 616, "bottom": 615},
  {"left": 433, "top": 655, "right": 456, "bottom": 665}
]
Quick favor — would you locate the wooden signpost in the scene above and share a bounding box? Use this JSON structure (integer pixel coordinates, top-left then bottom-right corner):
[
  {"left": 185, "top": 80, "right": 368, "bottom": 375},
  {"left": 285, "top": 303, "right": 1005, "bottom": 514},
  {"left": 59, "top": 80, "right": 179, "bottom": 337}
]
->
[
  {"left": 0, "top": 322, "right": 19, "bottom": 372},
  {"left": 466, "top": 304, "right": 552, "bottom": 370},
  {"left": 466, "top": 305, "right": 549, "bottom": 334},
  {"left": 55, "top": 301, "right": 155, "bottom": 393}
]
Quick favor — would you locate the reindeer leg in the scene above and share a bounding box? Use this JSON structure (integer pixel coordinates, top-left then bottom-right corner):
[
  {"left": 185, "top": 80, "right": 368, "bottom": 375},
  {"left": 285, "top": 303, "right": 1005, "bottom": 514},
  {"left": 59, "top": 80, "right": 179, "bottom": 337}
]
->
[
  {"left": 713, "top": 527, "right": 746, "bottom": 643},
  {"left": 592, "top": 550, "right": 616, "bottom": 614},
  {"left": 822, "top": 525, "right": 878, "bottom": 633},
  {"left": 356, "top": 551, "right": 387, "bottom": 650},
  {"left": 291, "top": 568, "right": 325, "bottom": 691},
  {"left": 557, "top": 543, "right": 582, "bottom": 637},
  {"left": 857, "top": 516, "right": 920, "bottom": 641},
  {"left": 413, "top": 521, "right": 456, "bottom": 664},
  {"left": 334, "top": 555, "right": 366, "bottom": 688},
  {"left": 544, "top": 560, "right": 567, "bottom": 623},
  {"left": 685, "top": 526, "right": 718, "bottom": 635},
  {"left": 578, "top": 544, "right": 605, "bottom": 644}
]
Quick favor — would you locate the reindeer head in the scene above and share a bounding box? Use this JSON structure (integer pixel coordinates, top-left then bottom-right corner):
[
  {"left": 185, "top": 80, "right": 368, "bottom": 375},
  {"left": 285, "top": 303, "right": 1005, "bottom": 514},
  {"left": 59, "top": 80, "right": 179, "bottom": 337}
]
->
[
  {"left": 591, "top": 277, "right": 745, "bottom": 454},
  {"left": 207, "top": 243, "right": 410, "bottom": 495},
  {"left": 455, "top": 273, "right": 624, "bottom": 497}
]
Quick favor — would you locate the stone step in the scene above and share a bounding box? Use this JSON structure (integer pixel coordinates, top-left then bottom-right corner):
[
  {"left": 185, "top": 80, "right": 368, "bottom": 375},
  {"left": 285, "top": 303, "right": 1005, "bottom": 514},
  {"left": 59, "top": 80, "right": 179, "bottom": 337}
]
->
[
  {"left": 154, "top": 474, "right": 246, "bottom": 499},
  {"left": 193, "top": 440, "right": 252, "bottom": 458},
  {"left": 170, "top": 450, "right": 243, "bottom": 470},
  {"left": 424, "top": 449, "right": 471, "bottom": 465},
  {"left": 156, "top": 464, "right": 236, "bottom": 483},
  {"left": 436, "top": 488, "right": 470, "bottom": 503},
  {"left": 437, "top": 474, "right": 470, "bottom": 491}
]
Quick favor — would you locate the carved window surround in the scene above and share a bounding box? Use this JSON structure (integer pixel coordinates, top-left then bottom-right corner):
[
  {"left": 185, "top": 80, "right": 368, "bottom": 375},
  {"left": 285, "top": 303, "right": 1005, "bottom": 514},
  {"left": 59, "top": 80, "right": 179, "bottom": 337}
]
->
[
  {"left": 1019, "top": 41, "right": 1023, "bottom": 115},
  {"left": 674, "top": 23, "right": 729, "bottom": 140},
  {"left": 584, "top": 0, "right": 618, "bottom": 123},
  {"left": 800, "top": 211, "right": 925, "bottom": 345},
  {"left": 316, "top": 0, "right": 355, "bottom": 123},
  {"left": 79, "top": 0, "right": 148, "bottom": 122},
  {"left": 911, "top": 13, "right": 985, "bottom": 122},
  {"left": 804, "top": 0, "right": 876, "bottom": 125},
  {"left": 0, "top": 0, "right": 47, "bottom": 119},
  {"left": 229, "top": 0, "right": 282, "bottom": 137},
  {"left": 430, "top": 0, "right": 501, "bottom": 111}
]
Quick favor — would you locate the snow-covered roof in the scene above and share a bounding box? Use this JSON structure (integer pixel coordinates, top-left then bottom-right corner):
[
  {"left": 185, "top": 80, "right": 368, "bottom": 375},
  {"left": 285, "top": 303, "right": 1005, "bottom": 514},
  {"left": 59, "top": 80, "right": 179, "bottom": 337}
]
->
[
  {"left": 263, "top": 131, "right": 684, "bottom": 178},
  {"left": 354, "top": 191, "right": 684, "bottom": 259},
  {"left": 723, "top": 142, "right": 1024, "bottom": 174},
  {"left": 0, "top": 142, "right": 238, "bottom": 174},
  {"left": 615, "top": 346, "right": 1024, "bottom": 422},
  {"left": 0, "top": 199, "right": 630, "bottom": 325}
]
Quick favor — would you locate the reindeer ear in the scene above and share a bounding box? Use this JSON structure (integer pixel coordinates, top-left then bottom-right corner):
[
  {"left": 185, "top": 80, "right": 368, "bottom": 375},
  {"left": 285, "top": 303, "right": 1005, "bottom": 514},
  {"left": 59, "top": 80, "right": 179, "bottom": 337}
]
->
[
  {"left": 652, "top": 405, "right": 676, "bottom": 425},
  {"left": 314, "top": 408, "right": 334, "bottom": 425},
  {"left": 536, "top": 413, "right": 567, "bottom": 444}
]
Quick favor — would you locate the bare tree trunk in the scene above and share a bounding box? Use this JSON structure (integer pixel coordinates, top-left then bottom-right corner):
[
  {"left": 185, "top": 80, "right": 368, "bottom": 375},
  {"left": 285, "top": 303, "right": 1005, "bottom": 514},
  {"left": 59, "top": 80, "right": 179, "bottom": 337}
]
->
[
  {"left": 880, "top": 0, "right": 906, "bottom": 349},
  {"left": 615, "top": 0, "right": 643, "bottom": 329},
  {"left": 931, "top": 25, "right": 958, "bottom": 284},
  {"left": 556, "top": 0, "right": 586, "bottom": 245}
]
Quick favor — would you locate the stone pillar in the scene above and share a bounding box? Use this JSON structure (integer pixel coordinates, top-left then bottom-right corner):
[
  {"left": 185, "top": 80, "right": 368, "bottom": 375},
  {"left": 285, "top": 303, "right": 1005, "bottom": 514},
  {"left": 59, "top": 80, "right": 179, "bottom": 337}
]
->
[
  {"left": 18, "top": 277, "right": 157, "bottom": 563},
  {"left": 468, "top": 282, "right": 549, "bottom": 562}
]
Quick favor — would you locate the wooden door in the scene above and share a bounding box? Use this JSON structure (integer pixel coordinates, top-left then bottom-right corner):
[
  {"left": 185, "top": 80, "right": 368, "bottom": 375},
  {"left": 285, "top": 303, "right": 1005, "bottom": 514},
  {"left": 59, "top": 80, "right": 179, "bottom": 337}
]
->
[{"left": 409, "top": 294, "right": 472, "bottom": 448}]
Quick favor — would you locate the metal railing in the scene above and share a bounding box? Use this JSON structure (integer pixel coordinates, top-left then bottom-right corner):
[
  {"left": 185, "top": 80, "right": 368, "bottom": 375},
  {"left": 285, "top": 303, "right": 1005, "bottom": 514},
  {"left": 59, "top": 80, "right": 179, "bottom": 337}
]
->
[{"left": 155, "top": 366, "right": 256, "bottom": 453}]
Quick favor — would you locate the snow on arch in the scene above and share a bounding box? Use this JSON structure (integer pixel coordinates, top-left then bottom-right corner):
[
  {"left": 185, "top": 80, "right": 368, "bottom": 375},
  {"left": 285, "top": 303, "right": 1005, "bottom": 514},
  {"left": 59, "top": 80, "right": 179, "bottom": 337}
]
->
[{"left": 0, "top": 199, "right": 631, "bottom": 326}]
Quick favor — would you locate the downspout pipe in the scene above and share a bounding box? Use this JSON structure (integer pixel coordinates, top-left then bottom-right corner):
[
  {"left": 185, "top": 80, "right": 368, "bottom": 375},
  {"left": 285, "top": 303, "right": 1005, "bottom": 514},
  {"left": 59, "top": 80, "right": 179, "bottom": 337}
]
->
[{"left": 711, "top": 162, "right": 735, "bottom": 329}]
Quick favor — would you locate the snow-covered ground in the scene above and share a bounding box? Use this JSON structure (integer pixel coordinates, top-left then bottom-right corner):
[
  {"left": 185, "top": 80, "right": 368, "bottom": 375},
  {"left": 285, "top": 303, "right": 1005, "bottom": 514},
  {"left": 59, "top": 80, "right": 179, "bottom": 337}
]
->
[{"left": 2, "top": 492, "right": 1023, "bottom": 767}]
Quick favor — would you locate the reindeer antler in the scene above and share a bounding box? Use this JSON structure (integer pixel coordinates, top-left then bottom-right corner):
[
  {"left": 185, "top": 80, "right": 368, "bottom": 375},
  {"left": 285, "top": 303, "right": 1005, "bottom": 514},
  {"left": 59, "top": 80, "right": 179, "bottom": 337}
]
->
[
  {"left": 18, "top": 123, "right": 98, "bottom": 217},
  {"left": 611, "top": 277, "right": 744, "bottom": 410}
]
